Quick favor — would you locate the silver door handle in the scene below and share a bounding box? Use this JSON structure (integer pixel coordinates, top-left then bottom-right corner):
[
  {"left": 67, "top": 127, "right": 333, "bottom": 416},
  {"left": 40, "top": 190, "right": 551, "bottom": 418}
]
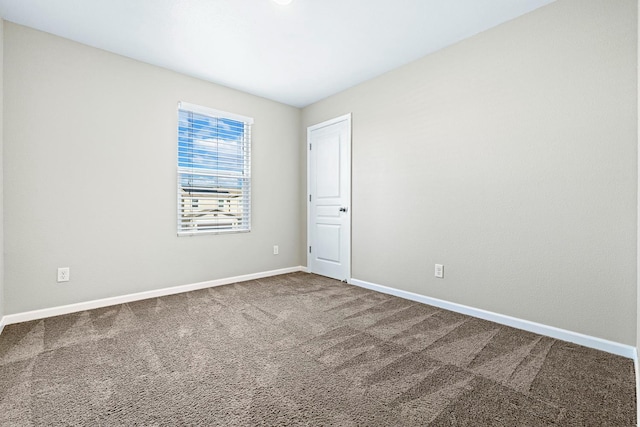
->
[{"left": 339, "top": 207, "right": 348, "bottom": 212}]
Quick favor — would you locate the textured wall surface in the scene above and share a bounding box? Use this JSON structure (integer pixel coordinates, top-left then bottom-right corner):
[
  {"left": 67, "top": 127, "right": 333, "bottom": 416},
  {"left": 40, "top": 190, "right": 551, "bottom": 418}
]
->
[
  {"left": 302, "top": 0, "right": 638, "bottom": 345},
  {"left": 0, "top": 19, "right": 4, "bottom": 321},
  {"left": 4, "top": 23, "right": 302, "bottom": 314}
]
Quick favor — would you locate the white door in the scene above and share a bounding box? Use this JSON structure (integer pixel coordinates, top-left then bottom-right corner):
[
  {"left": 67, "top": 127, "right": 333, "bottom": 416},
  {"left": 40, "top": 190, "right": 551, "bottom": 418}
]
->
[{"left": 307, "top": 114, "right": 351, "bottom": 282}]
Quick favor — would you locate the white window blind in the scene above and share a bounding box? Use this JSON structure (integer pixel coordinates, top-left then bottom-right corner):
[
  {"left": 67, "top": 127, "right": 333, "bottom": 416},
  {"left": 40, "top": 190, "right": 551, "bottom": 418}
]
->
[{"left": 177, "top": 101, "right": 253, "bottom": 235}]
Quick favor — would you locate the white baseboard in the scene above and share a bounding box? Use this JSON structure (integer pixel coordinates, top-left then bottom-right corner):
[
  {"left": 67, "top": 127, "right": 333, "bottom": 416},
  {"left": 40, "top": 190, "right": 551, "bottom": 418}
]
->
[
  {"left": 350, "top": 278, "right": 636, "bottom": 359},
  {"left": 2, "top": 269, "right": 634, "bottom": 361},
  {"left": 2, "top": 266, "right": 306, "bottom": 326}
]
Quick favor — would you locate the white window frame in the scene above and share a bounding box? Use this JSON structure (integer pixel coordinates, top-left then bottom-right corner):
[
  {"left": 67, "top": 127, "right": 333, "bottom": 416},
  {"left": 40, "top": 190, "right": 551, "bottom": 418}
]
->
[{"left": 177, "top": 101, "right": 253, "bottom": 236}]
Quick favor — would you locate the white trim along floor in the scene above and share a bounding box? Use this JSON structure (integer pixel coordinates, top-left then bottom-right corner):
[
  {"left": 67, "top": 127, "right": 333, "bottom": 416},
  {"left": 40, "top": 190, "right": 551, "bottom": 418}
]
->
[{"left": 0, "top": 268, "right": 635, "bottom": 361}]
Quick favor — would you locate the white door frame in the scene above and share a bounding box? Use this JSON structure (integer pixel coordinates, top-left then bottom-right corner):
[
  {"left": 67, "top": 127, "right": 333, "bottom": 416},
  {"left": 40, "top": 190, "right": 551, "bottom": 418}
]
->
[{"left": 307, "top": 113, "right": 352, "bottom": 282}]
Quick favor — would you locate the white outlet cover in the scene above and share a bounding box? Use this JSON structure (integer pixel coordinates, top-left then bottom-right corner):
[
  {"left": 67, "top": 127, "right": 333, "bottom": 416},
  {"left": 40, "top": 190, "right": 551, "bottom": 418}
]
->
[
  {"left": 435, "top": 264, "right": 444, "bottom": 278},
  {"left": 57, "top": 267, "right": 70, "bottom": 282}
]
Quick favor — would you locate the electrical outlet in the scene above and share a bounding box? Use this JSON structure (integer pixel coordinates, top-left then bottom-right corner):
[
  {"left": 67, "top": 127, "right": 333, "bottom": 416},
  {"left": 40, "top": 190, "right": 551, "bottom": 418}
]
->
[
  {"left": 273, "top": 245, "right": 279, "bottom": 255},
  {"left": 57, "top": 267, "right": 70, "bottom": 282},
  {"left": 435, "top": 264, "right": 444, "bottom": 278}
]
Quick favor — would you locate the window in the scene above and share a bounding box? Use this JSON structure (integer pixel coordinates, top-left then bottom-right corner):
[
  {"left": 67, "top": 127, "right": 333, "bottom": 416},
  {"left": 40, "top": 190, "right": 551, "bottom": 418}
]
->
[{"left": 177, "top": 102, "right": 253, "bottom": 235}]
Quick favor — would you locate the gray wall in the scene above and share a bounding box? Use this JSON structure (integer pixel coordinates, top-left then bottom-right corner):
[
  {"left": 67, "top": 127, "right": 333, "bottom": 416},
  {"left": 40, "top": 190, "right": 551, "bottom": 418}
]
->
[
  {"left": 2, "top": 1, "right": 638, "bottom": 348},
  {"left": 0, "top": 18, "right": 4, "bottom": 321},
  {"left": 4, "top": 22, "right": 302, "bottom": 314},
  {"left": 637, "top": 0, "right": 640, "bottom": 379},
  {"left": 302, "top": 0, "right": 638, "bottom": 345}
]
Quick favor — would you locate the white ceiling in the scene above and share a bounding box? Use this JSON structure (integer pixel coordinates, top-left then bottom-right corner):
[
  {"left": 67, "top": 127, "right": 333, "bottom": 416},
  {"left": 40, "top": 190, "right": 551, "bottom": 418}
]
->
[{"left": 0, "top": 0, "right": 554, "bottom": 107}]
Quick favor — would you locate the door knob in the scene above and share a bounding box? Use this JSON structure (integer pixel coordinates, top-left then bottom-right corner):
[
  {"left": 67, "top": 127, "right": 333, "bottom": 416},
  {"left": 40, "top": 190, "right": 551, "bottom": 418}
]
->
[{"left": 339, "top": 207, "right": 348, "bottom": 212}]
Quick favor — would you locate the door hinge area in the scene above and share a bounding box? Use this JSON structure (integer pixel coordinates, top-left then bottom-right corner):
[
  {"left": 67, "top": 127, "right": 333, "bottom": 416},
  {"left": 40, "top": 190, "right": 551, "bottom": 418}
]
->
[
  {"left": 309, "top": 194, "right": 312, "bottom": 202},
  {"left": 309, "top": 143, "right": 312, "bottom": 150},
  {"left": 309, "top": 246, "right": 312, "bottom": 253}
]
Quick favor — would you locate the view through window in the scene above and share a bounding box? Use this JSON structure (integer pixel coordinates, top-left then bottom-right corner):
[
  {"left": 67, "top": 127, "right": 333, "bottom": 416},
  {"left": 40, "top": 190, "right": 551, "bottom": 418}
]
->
[{"left": 177, "top": 102, "right": 253, "bottom": 235}]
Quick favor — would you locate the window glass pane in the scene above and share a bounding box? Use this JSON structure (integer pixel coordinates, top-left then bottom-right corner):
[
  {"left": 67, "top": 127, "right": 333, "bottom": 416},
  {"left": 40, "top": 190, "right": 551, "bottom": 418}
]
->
[{"left": 177, "top": 105, "right": 251, "bottom": 235}]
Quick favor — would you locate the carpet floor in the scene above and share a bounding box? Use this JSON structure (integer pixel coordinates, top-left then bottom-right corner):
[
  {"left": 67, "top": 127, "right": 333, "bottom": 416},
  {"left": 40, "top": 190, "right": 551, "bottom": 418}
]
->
[{"left": 0, "top": 272, "right": 635, "bottom": 425}]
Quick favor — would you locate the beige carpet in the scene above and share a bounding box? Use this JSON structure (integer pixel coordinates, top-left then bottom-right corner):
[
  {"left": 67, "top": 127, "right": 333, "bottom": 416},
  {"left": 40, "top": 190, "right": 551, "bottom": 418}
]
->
[{"left": 0, "top": 272, "right": 635, "bottom": 425}]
